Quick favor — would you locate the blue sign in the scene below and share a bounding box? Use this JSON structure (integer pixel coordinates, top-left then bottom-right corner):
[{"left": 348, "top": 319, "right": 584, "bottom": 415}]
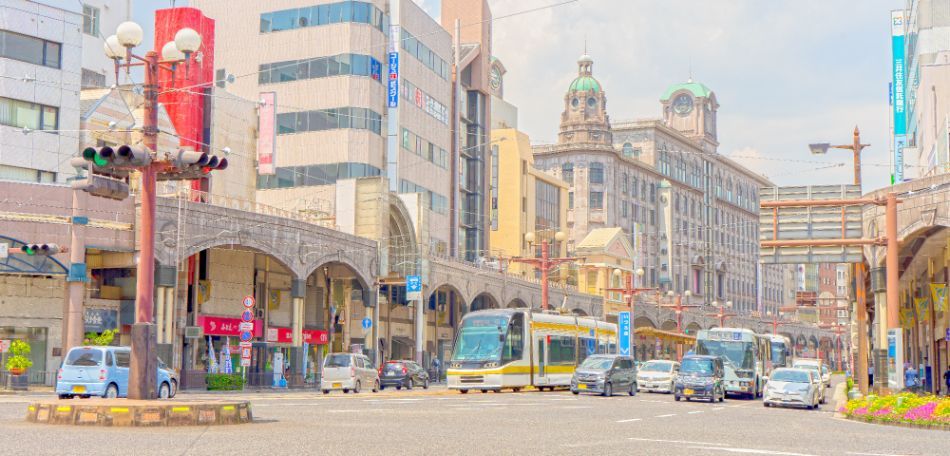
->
[
  {"left": 618, "top": 311, "right": 631, "bottom": 356},
  {"left": 362, "top": 317, "right": 372, "bottom": 330},
  {"left": 84, "top": 309, "right": 118, "bottom": 333},
  {"left": 371, "top": 58, "right": 382, "bottom": 81},
  {"left": 241, "top": 309, "right": 253, "bottom": 323},
  {"left": 587, "top": 329, "right": 595, "bottom": 355},
  {"left": 945, "top": 328, "right": 949, "bottom": 342},
  {"left": 240, "top": 331, "right": 252, "bottom": 342},
  {"left": 387, "top": 52, "right": 399, "bottom": 108},
  {"left": 407, "top": 275, "right": 422, "bottom": 293},
  {"left": 732, "top": 332, "right": 742, "bottom": 341},
  {"left": 891, "top": 10, "right": 906, "bottom": 181}
]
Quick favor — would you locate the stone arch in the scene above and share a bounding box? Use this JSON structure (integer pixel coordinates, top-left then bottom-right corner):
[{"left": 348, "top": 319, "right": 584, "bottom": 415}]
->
[
  {"left": 306, "top": 254, "right": 373, "bottom": 291},
  {"left": 660, "top": 320, "right": 678, "bottom": 331},
  {"left": 426, "top": 283, "right": 470, "bottom": 310},
  {"left": 385, "top": 193, "right": 419, "bottom": 276},
  {"left": 571, "top": 308, "right": 589, "bottom": 316},
  {"left": 685, "top": 321, "right": 702, "bottom": 336},
  {"left": 507, "top": 298, "right": 528, "bottom": 308},
  {"left": 470, "top": 292, "right": 500, "bottom": 311},
  {"left": 634, "top": 316, "right": 656, "bottom": 328},
  {"left": 177, "top": 237, "right": 299, "bottom": 277}
]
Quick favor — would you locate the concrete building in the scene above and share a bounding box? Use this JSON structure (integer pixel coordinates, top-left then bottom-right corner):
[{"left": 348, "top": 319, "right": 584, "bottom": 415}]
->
[
  {"left": 0, "top": 0, "right": 81, "bottom": 184},
  {"left": 78, "top": 1, "right": 132, "bottom": 88},
  {"left": 533, "top": 53, "right": 793, "bottom": 316}
]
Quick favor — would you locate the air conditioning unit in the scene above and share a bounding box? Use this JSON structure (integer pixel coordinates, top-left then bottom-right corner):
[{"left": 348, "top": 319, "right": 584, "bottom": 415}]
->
[{"left": 184, "top": 326, "right": 203, "bottom": 339}]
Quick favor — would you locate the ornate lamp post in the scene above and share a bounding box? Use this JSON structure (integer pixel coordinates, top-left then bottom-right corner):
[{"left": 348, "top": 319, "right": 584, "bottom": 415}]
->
[
  {"left": 511, "top": 231, "right": 578, "bottom": 310},
  {"left": 660, "top": 291, "right": 701, "bottom": 360},
  {"left": 707, "top": 300, "right": 736, "bottom": 327}
]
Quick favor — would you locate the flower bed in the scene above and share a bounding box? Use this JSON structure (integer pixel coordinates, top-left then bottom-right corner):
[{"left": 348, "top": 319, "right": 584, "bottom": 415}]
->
[{"left": 840, "top": 393, "right": 950, "bottom": 429}]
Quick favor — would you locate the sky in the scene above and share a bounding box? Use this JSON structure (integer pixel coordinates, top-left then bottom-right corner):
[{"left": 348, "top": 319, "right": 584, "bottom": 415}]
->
[{"left": 133, "top": 0, "right": 904, "bottom": 191}]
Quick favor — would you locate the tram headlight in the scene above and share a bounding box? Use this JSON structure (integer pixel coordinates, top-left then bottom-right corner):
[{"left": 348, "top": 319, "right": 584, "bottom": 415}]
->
[{"left": 484, "top": 362, "right": 498, "bottom": 368}]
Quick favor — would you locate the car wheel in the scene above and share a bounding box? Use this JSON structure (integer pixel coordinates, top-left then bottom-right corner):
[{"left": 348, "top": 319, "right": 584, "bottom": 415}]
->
[
  {"left": 424, "top": 378, "right": 429, "bottom": 389},
  {"left": 170, "top": 379, "right": 178, "bottom": 398},
  {"left": 807, "top": 403, "right": 814, "bottom": 410},
  {"left": 512, "top": 387, "right": 522, "bottom": 393},
  {"left": 814, "top": 401, "right": 820, "bottom": 410},
  {"left": 407, "top": 378, "right": 413, "bottom": 390},
  {"left": 343, "top": 389, "right": 350, "bottom": 394},
  {"left": 322, "top": 390, "right": 329, "bottom": 394},
  {"left": 373, "top": 380, "right": 379, "bottom": 393},
  {"left": 380, "top": 385, "right": 386, "bottom": 390},
  {"left": 159, "top": 382, "right": 170, "bottom": 399},
  {"left": 396, "top": 385, "right": 402, "bottom": 390},
  {"left": 493, "top": 389, "right": 502, "bottom": 393},
  {"left": 603, "top": 383, "right": 613, "bottom": 397},
  {"left": 481, "top": 389, "right": 489, "bottom": 394},
  {"left": 820, "top": 396, "right": 825, "bottom": 404},
  {"left": 764, "top": 402, "right": 770, "bottom": 407},
  {"left": 354, "top": 381, "right": 361, "bottom": 394},
  {"left": 685, "top": 397, "right": 691, "bottom": 402},
  {"left": 718, "top": 389, "right": 725, "bottom": 402},
  {"left": 459, "top": 389, "right": 468, "bottom": 394},
  {"left": 674, "top": 395, "right": 681, "bottom": 402},
  {"left": 572, "top": 389, "right": 579, "bottom": 395},
  {"left": 104, "top": 384, "right": 118, "bottom": 399}
]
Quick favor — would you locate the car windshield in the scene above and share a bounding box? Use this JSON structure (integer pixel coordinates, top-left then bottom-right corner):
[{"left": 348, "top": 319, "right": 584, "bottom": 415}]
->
[
  {"left": 641, "top": 361, "right": 673, "bottom": 372},
  {"left": 696, "top": 339, "right": 755, "bottom": 370},
  {"left": 451, "top": 314, "right": 509, "bottom": 362},
  {"left": 324, "top": 354, "right": 351, "bottom": 367},
  {"left": 680, "top": 358, "right": 714, "bottom": 375},
  {"left": 65, "top": 349, "right": 102, "bottom": 366},
  {"left": 771, "top": 369, "right": 810, "bottom": 383},
  {"left": 579, "top": 357, "right": 614, "bottom": 370}
]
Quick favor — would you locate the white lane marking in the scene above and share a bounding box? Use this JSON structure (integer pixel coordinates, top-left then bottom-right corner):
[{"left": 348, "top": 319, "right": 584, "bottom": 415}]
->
[
  {"left": 628, "top": 438, "right": 730, "bottom": 447},
  {"left": 654, "top": 413, "right": 676, "bottom": 418},
  {"left": 638, "top": 399, "right": 668, "bottom": 403},
  {"left": 688, "top": 446, "right": 818, "bottom": 456},
  {"left": 712, "top": 407, "right": 725, "bottom": 410},
  {"left": 845, "top": 453, "right": 919, "bottom": 456},
  {"left": 616, "top": 418, "right": 642, "bottom": 423},
  {"left": 687, "top": 410, "right": 704, "bottom": 414},
  {"left": 327, "top": 409, "right": 361, "bottom": 413}
]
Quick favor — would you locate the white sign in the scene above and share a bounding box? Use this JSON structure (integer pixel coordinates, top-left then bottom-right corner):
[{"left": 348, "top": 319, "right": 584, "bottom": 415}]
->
[
  {"left": 407, "top": 275, "right": 422, "bottom": 300},
  {"left": 239, "top": 322, "right": 254, "bottom": 332},
  {"left": 257, "top": 92, "right": 277, "bottom": 175},
  {"left": 239, "top": 341, "right": 253, "bottom": 348},
  {"left": 0, "top": 340, "right": 10, "bottom": 353},
  {"left": 242, "top": 295, "right": 256, "bottom": 309},
  {"left": 241, "top": 358, "right": 251, "bottom": 367},
  {"left": 0, "top": 244, "right": 7, "bottom": 259}
]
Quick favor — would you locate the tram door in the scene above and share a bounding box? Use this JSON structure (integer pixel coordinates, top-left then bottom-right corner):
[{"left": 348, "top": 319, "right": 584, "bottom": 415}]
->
[{"left": 535, "top": 335, "right": 549, "bottom": 386}]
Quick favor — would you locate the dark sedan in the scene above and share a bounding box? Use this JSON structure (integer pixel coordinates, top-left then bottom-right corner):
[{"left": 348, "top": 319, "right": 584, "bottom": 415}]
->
[{"left": 379, "top": 360, "right": 429, "bottom": 390}]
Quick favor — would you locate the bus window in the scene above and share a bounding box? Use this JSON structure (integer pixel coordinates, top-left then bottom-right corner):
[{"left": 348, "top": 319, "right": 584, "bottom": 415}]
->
[
  {"left": 501, "top": 313, "right": 524, "bottom": 363},
  {"left": 548, "top": 336, "right": 576, "bottom": 365},
  {"left": 577, "top": 337, "right": 594, "bottom": 365}
]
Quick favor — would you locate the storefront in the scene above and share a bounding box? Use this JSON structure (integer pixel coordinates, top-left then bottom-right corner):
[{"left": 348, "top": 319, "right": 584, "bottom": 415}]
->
[{"left": 634, "top": 327, "right": 696, "bottom": 362}]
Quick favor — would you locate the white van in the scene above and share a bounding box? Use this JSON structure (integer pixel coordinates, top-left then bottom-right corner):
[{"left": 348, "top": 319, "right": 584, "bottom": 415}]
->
[{"left": 320, "top": 353, "right": 379, "bottom": 394}]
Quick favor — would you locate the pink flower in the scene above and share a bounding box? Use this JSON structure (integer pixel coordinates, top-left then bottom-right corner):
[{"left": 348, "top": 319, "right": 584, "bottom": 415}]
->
[
  {"left": 853, "top": 407, "right": 869, "bottom": 416},
  {"left": 873, "top": 407, "right": 892, "bottom": 417},
  {"left": 902, "top": 402, "right": 937, "bottom": 421}
]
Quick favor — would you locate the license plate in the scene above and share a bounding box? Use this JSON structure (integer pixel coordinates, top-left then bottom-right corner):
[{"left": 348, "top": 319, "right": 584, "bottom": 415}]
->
[
  {"left": 332, "top": 382, "right": 342, "bottom": 388},
  {"left": 72, "top": 385, "right": 86, "bottom": 393},
  {"left": 683, "top": 388, "right": 694, "bottom": 395},
  {"left": 577, "top": 383, "right": 587, "bottom": 390}
]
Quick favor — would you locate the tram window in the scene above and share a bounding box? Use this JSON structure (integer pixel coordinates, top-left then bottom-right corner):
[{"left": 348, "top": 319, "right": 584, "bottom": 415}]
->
[
  {"left": 577, "top": 338, "right": 594, "bottom": 365},
  {"left": 548, "top": 336, "right": 576, "bottom": 365},
  {"left": 501, "top": 313, "right": 524, "bottom": 363}
]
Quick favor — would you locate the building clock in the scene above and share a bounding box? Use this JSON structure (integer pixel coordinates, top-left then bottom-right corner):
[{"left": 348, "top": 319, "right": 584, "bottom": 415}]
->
[
  {"left": 489, "top": 66, "right": 502, "bottom": 92},
  {"left": 672, "top": 94, "right": 693, "bottom": 115}
]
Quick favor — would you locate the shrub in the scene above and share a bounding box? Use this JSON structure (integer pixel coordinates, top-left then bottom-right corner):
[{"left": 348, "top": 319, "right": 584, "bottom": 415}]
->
[
  {"left": 4, "top": 339, "right": 33, "bottom": 372},
  {"left": 83, "top": 329, "right": 117, "bottom": 346},
  {"left": 842, "top": 392, "right": 950, "bottom": 426},
  {"left": 206, "top": 373, "right": 245, "bottom": 391}
]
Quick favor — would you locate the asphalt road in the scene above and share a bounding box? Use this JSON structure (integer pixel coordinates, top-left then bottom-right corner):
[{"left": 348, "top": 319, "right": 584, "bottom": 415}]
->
[{"left": 0, "top": 378, "right": 945, "bottom": 455}]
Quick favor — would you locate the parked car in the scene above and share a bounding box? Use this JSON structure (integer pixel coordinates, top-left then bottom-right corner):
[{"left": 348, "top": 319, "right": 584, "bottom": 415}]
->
[
  {"left": 674, "top": 355, "right": 725, "bottom": 403},
  {"left": 763, "top": 368, "right": 820, "bottom": 409},
  {"left": 570, "top": 354, "right": 637, "bottom": 397},
  {"left": 636, "top": 360, "right": 680, "bottom": 393},
  {"left": 56, "top": 346, "right": 178, "bottom": 399},
  {"left": 379, "top": 360, "right": 429, "bottom": 390},
  {"left": 321, "top": 353, "right": 379, "bottom": 394}
]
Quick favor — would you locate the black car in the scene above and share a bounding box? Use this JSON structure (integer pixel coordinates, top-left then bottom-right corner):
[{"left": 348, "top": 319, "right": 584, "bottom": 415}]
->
[
  {"left": 570, "top": 354, "right": 638, "bottom": 397},
  {"left": 674, "top": 355, "right": 725, "bottom": 403},
  {"left": 379, "top": 360, "right": 429, "bottom": 390}
]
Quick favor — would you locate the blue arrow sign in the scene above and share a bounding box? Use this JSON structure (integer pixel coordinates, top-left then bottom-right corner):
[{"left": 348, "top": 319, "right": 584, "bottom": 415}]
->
[
  {"left": 586, "top": 328, "right": 595, "bottom": 355},
  {"left": 407, "top": 275, "right": 422, "bottom": 293},
  {"left": 618, "top": 311, "right": 631, "bottom": 356},
  {"left": 362, "top": 317, "right": 372, "bottom": 330}
]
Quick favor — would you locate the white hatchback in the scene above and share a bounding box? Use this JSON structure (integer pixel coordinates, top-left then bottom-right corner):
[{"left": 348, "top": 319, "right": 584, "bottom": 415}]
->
[{"left": 320, "top": 353, "right": 379, "bottom": 394}]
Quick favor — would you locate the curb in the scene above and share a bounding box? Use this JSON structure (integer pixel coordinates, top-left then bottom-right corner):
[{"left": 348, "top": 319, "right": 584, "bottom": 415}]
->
[{"left": 25, "top": 400, "right": 252, "bottom": 427}]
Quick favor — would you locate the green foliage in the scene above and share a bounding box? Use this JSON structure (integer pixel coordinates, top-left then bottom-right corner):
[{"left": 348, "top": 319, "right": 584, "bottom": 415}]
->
[
  {"left": 206, "top": 373, "right": 245, "bottom": 391},
  {"left": 83, "top": 329, "right": 118, "bottom": 346},
  {"left": 845, "top": 376, "right": 854, "bottom": 392},
  {"left": 5, "top": 339, "right": 33, "bottom": 372}
]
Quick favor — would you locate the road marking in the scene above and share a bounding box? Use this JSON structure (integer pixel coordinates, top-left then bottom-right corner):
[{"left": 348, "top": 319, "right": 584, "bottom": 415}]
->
[
  {"left": 687, "top": 410, "right": 704, "bottom": 414},
  {"left": 654, "top": 413, "right": 676, "bottom": 418},
  {"left": 615, "top": 418, "right": 642, "bottom": 423},
  {"left": 845, "top": 453, "right": 919, "bottom": 456},
  {"left": 628, "top": 438, "right": 730, "bottom": 447},
  {"left": 327, "top": 409, "right": 361, "bottom": 413},
  {"left": 712, "top": 407, "right": 725, "bottom": 411},
  {"left": 688, "top": 446, "right": 818, "bottom": 456}
]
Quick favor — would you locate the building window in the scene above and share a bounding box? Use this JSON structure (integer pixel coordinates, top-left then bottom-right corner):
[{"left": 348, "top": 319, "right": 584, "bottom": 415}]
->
[
  {"left": 400, "top": 78, "right": 450, "bottom": 125},
  {"left": 259, "top": 53, "right": 382, "bottom": 85},
  {"left": 0, "top": 30, "right": 61, "bottom": 69},
  {"left": 0, "top": 164, "right": 55, "bottom": 183},
  {"left": 400, "top": 29, "right": 450, "bottom": 80},
  {"left": 621, "top": 173, "right": 628, "bottom": 193},
  {"left": 260, "top": 2, "right": 386, "bottom": 34},
  {"left": 568, "top": 191, "right": 574, "bottom": 209},
  {"left": 276, "top": 107, "right": 382, "bottom": 135},
  {"left": 622, "top": 142, "right": 635, "bottom": 158},
  {"left": 82, "top": 5, "right": 100, "bottom": 36},
  {"left": 561, "top": 163, "right": 574, "bottom": 183},
  {"left": 590, "top": 191, "right": 604, "bottom": 209},
  {"left": 257, "top": 162, "right": 382, "bottom": 189},
  {"left": 400, "top": 128, "right": 449, "bottom": 169},
  {"left": 400, "top": 179, "right": 449, "bottom": 214},
  {"left": 589, "top": 162, "right": 604, "bottom": 184},
  {"left": 535, "top": 180, "right": 560, "bottom": 233},
  {"left": 0, "top": 96, "right": 58, "bottom": 131}
]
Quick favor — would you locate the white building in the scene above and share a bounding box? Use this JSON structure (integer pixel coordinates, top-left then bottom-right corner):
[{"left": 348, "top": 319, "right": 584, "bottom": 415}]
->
[
  {"left": 0, "top": 0, "right": 81, "bottom": 184},
  {"left": 78, "top": 1, "right": 133, "bottom": 88}
]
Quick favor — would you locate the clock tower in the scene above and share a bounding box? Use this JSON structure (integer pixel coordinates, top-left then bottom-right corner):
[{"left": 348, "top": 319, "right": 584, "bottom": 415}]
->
[
  {"left": 660, "top": 79, "right": 719, "bottom": 152},
  {"left": 558, "top": 53, "right": 612, "bottom": 146}
]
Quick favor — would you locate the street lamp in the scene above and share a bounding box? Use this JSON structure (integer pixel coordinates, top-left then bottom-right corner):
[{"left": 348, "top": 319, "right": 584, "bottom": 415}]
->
[
  {"left": 707, "top": 299, "right": 736, "bottom": 327},
  {"left": 511, "top": 230, "right": 577, "bottom": 310},
  {"left": 606, "top": 267, "right": 655, "bottom": 326}
]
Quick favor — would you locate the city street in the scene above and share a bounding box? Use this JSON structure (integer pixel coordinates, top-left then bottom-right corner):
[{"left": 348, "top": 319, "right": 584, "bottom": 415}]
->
[{"left": 0, "top": 380, "right": 945, "bottom": 455}]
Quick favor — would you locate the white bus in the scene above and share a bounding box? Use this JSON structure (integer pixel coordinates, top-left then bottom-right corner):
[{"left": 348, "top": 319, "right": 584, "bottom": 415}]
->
[
  {"left": 768, "top": 334, "right": 793, "bottom": 369},
  {"left": 446, "top": 309, "right": 617, "bottom": 393},
  {"left": 694, "top": 328, "right": 769, "bottom": 399}
]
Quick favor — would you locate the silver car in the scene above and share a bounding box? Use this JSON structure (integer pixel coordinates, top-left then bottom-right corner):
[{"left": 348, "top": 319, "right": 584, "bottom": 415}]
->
[
  {"left": 320, "top": 353, "right": 379, "bottom": 394},
  {"left": 636, "top": 360, "right": 680, "bottom": 393},
  {"left": 763, "top": 368, "right": 820, "bottom": 409}
]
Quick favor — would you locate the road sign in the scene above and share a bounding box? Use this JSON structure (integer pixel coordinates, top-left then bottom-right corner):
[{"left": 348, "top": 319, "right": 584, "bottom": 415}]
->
[
  {"left": 0, "top": 340, "right": 9, "bottom": 353},
  {"left": 407, "top": 275, "right": 422, "bottom": 300},
  {"left": 618, "top": 311, "right": 631, "bottom": 356},
  {"left": 240, "top": 331, "right": 252, "bottom": 342},
  {"left": 239, "top": 322, "right": 254, "bottom": 332},
  {"left": 242, "top": 295, "right": 256, "bottom": 309},
  {"left": 241, "top": 309, "right": 253, "bottom": 322},
  {"left": 240, "top": 358, "right": 251, "bottom": 367},
  {"left": 239, "top": 341, "right": 252, "bottom": 348},
  {"left": 361, "top": 317, "right": 372, "bottom": 330}
]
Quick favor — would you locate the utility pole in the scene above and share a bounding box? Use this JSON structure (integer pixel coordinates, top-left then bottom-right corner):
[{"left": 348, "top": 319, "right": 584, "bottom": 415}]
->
[{"left": 511, "top": 231, "right": 577, "bottom": 310}]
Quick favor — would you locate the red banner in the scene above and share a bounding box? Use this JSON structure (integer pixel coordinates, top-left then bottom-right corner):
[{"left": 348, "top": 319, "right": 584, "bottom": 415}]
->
[
  {"left": 198, "top": 315, "right": 264, "bottom": 337},
  {"left": 266, "top": 326, "right": 328, "bottom": 345}
]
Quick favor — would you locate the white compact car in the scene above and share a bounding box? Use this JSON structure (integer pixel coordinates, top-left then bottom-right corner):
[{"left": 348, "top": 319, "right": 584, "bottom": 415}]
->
[{"left": 763, "top": 368, "right": 820, "bottom": 410}]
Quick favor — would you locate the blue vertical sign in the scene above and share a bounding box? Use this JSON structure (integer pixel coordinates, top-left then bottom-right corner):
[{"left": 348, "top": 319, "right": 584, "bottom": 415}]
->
[
  {"left": 387, "top": 52, "right": 399, "bottom": 108},
  {"left": 891, "top": 10, "right": 906, "bottom": 182},
  {"left": 618, "top": 311, "right": 631, "bottom": 356},
  {"left": 406, "top": 275, "right": 422, "bottom": 300}
]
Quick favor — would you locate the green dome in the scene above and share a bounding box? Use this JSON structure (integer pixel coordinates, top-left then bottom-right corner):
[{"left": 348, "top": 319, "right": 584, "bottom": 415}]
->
[
  {"left": 569, "top": 76, "right": 601, "bottom": 93},
  {"left": 660, "top": 80, "right": 713, "bottom": 101}
]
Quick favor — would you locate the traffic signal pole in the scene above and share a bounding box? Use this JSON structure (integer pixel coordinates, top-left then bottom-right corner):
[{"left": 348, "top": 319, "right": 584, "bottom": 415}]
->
[{"left": 64, "top": 189, "right": 87, "bottom": 352}]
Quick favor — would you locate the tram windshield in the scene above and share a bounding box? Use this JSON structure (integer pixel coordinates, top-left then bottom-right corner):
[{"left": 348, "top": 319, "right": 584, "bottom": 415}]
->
[{"left": 451, "top": 314, "right": 510, "bottom": 362}]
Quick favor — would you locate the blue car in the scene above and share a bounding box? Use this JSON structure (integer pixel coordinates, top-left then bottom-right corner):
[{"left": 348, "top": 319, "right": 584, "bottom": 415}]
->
[{"left": 56, "top": 346, "right": 178, "bottom": 399}]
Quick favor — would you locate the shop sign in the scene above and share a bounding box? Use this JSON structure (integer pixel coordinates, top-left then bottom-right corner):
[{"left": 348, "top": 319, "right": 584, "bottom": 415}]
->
[
  {"left": 84, "top": 309, "right": 118, "bottom": 333},
  {"left": 265, "top": 326, "right": 329, "bottom": 345},
  {"left": 0, "top": 340, "right": 9, "bottom": 353},
  {"left": 198, "top": 315, "right": 264, "bottom": 337}
]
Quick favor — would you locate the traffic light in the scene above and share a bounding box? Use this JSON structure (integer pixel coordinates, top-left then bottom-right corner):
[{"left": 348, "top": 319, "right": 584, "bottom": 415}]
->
[
  {"left": 161, "top": 149, "right": 228, "bottom": 180},
  {"left": 22, "top": 243, "right": 60, "bottom": 256},
  {"left": 82, "top": 146, "right": 113, "bottom": 167},
  {"left": 71, "top": 174, "right": 130, "bottom": 200},
  {"left": 80, "top": 146, "right": 128, "bottom": 178},
  {"left": 116, "top": 145, "right": 152, "bottom": 167}
]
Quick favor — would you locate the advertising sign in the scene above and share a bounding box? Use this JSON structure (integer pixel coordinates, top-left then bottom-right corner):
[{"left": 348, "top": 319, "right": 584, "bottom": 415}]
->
[
  {"left": 387, "top": 52, "right": 399, "bottom": 108},
  {"left": 265, "top": 326, "right": 329, "bottom": 345},
  {"left": 198, "top": 315, "right": 264, "bottom": 337},
  {"left": 618, "top": 311, "right": 631, "bottom": 356},
  {"left": 83, "top": 308, "right": 118, "bottom": 333},
  {"left": 892, "top": 10, "right": 906, "bottom": 182},
  {"left": 257, "top": 92, "right": 277, "bottom": 175},
  {"left": 407, "top": 275, "right": 422, "bottom": 300},
  {"left": 887, "top": 328, "right": 904, "bottom": 390}
]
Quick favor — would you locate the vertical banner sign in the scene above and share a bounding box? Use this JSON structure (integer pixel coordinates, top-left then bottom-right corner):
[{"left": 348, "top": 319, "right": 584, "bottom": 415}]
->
[
  {"left": 257, "top": 92, "right": 277, "bottom": 175},
  {"left": 891, "top": 10, "right": 906, "bottom": 182},
  {"left": 930, "top": 283, "right": 947, "bottom": 313},
  {"left": 387, "top": 25, "right": 400, "bottom": 108},
  {"left": 406, "top": 275, "right": 422, "bottom": 301},
  {"left": 618, "top": 311, "right": 631, "bottom": 357}
]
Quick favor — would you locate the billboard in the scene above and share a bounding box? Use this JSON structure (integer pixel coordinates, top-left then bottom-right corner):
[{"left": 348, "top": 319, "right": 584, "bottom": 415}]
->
[
  {"left": 891, "top": 10, "right": 906, "bottom": 182},
  {"left": 257, "top": 92, "right": 277, "bottom": 175}
]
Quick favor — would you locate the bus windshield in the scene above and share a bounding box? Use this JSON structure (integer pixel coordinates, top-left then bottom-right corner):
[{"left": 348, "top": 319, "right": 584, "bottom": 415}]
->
[
  {"left": 696, "top": 339, "right": 755, "bottom": 370},
  {"left": 451, "top": 314, "right": 510, "bottom": 362},
  {"left": 771, "top": 342, "right": 788, "bottom": 367}
]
